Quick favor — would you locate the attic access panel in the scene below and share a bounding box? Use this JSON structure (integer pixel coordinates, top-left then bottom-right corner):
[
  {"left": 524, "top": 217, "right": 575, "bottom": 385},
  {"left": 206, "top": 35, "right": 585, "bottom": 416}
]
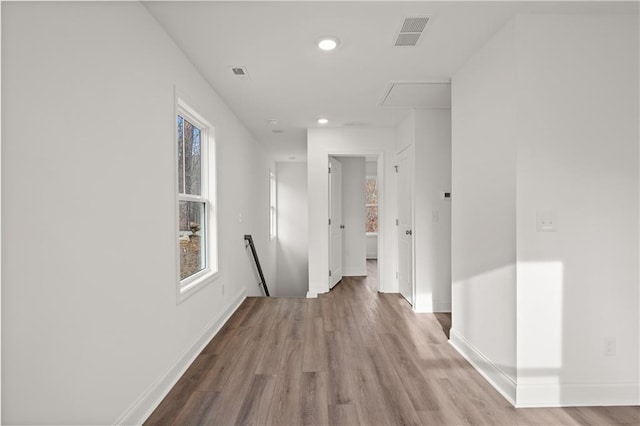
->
[{"left": 380, "top": 82, "right": 451, "bottom": 108}]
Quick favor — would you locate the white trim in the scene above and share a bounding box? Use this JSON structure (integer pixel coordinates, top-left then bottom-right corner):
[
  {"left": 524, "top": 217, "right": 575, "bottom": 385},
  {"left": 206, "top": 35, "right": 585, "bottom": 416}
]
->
[
  {"left": 175, "top": 94, "right": 219, "bottom": 304},
  {"left": 395, "top": 145, "right": 415, "bottom": 306},
  {"left": 306, "top": 291, "right": 318, "bottom": 298},
  {"left": 269, "top": 170, "right": 277, "bottom": 240},
  {"left": 516, "top": 382, "right": 640, "bottom": 408},
  {"left": 342, "top": 267, "right": 368, "bottom": 277},
  {"left": 449, "top": 328, "right": 517, "bottom": 406},
  {"left": 114, "top": 290, "right": 247, "bottom": 426},
  {"left": 309, "top": 149, "right": 385, "bottom": 296}
]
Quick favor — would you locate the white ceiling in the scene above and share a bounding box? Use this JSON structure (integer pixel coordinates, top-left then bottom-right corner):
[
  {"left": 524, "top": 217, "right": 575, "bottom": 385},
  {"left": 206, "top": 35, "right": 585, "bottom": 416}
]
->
[{"left": 144, "top": 1, "right": 638, "bottom": 162}]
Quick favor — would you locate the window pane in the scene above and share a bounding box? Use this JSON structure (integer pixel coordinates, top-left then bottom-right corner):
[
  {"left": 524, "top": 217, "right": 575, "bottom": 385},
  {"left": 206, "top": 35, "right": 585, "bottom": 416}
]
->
[
  {"left": 366, "top": 205, "right": 378, "bottom": 233},
  {"left": 183, "top": 118, "right": 202, "bottom": 195},
  {"left": 179, "top": 201, "right": 206, "bottom": 280},
  {"left": 365, "top": 177, "right": 378, "bottom": 204},
  {"left": 177, "top": 116, "right": 184, "bottom": 193}
]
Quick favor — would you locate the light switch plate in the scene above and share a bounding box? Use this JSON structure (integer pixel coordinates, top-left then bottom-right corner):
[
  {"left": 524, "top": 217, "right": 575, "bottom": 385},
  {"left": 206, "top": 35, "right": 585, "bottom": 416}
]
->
[{"left": 537, "top": 210, "right": 557, "bottom": 232}]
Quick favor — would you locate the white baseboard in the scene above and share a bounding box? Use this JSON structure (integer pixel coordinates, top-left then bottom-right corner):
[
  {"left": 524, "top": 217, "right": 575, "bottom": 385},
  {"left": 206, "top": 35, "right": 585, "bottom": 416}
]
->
[
  {"left": 306, "top": 291, "right": 318, "bottom": 298},
  {"left": 342, "top": 267, "right": 367, "bottom": 277},
  {"left": 450, "top": 329, "right": 639, "bottom": 408},
  {"left": 114, "top": 290, "right": 247, "bottom": 425},
  {"left": 449, "top": 328, "right": 517, "bottom": 405},
  {"left": 516, "top": 382, "right": 640, "bottom": 408}
]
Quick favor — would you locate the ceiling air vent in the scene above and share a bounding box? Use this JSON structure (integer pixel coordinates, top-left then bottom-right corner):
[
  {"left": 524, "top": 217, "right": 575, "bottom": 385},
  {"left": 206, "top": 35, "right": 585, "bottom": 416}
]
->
[
  {"left": 394, "top": 17, "right": 429, "bottom": 47},
  {"left": 230, "top": 66, "right": 248, "bottom": 77}
]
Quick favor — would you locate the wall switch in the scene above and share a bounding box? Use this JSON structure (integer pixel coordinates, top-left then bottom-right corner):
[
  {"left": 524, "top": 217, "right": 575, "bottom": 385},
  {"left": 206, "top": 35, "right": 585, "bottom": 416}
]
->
[
  {"left": 536, "top": 210, "right": 557, "bottom": 232},
  {"left": 604, "top": 337, "right": 616, "bottom": 356}
]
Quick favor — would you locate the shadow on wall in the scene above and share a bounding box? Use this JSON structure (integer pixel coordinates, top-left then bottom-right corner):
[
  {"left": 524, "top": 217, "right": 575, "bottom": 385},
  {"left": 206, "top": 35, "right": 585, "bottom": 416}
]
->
[{"left": 451, "top": 259, "right": 638, "bottom": 409}]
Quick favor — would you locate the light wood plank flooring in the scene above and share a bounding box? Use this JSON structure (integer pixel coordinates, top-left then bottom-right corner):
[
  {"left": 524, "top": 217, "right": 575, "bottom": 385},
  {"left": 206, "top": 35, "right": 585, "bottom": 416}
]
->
[{"left": 145, "top": 261, "right": 639, "bottom": 425}]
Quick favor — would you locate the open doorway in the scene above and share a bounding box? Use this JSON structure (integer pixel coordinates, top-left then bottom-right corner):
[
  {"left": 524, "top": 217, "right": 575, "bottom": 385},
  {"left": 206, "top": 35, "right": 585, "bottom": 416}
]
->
[{"left": 328, "top": 155, "right": 382, "bottom": 290}]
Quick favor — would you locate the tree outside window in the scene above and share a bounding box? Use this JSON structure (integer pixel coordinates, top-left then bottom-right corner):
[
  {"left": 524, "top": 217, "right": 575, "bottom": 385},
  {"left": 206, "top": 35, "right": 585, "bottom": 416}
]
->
[{"left": 365, "top": 176, "right": 378, "bottom": 233}]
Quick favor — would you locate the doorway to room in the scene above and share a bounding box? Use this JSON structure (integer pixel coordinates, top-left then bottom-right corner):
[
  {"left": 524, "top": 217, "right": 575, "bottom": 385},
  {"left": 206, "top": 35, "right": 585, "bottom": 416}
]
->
[{"left": 328, "top": 155, "right": 382, "bottom": 290}]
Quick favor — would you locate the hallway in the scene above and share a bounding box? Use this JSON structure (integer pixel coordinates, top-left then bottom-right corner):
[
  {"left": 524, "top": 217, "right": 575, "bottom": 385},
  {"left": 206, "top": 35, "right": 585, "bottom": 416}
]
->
[{"left": 145, "top": 263, "right": 639, "bottom": 425}]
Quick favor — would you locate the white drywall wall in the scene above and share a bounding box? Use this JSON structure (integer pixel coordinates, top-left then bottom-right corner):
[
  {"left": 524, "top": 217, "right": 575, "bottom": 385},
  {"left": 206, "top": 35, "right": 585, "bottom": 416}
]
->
[
  {"left": 2, "top": 2, "right": 274, "bottom": 423},
  {"left": 366, "top": 160, "right": 378, "bottom": 176},
  {"left": 451, "top": 20, "right": 518, "bottom": 390},
  {"left": 307, "top": 128, "right": 396, "bottom": 296},
  {"left": 366, "top": 235, "right": 378, "bottom": 259},
  {"left": 452, "top": 14, "right": 639, "bottom": 406},
  {"left": 514, "top": 14, "right": 639, "bottom": 406},
  {"left": 337, "top": 157, "right": 366, "bottom": 276},
  {"left": 392, "top": 109, "right": 452, "bottom": 313},
  {"left": 275, "top": 162, "right": 308, "bottom": 297},
  {"left": 413, "top": 109, "right": 452, "bottom": 313}
]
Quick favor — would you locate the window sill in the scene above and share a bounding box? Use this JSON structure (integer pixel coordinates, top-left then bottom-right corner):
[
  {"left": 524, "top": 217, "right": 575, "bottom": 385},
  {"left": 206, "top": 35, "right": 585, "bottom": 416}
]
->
[{"left": 178, "top": 269, "right": 220, "bottom": 304}]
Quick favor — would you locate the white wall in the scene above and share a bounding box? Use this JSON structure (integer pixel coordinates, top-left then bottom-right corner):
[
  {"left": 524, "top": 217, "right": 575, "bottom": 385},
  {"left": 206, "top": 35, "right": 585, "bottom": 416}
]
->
[
  {"left": 452, "top": 14, "right": 639, "bottom": 407},
  {"left": 307, "top": 128, "right": 396, "bottom": 296},
  {"left": 451, "top": 19, "right": 519, "bottom": 397},
  {"left": 514, "top": 14, "right": 639, "bottom": 406},
  {"left": 414, "top": 109, "right": 452, "bottom": 313},
  {"left": 2, "top": 2, "right": 275, "bottom": 424},
  {"left": 393, "top": 110, "right": 452, "bottom": 313},
  {"left": 366, "top": 160, "right": 378, "bottom": 177},
  {"left": 337, "top": 157, "right": 366, "bottom": 276},
  {"left": 275, "top": 162, "right": 308, "bottom": 297}
]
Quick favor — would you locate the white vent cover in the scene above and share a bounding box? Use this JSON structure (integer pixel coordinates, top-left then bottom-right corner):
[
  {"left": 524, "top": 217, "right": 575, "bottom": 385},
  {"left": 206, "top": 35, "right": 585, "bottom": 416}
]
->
[{"left": 395, "top": 17, "right": 429, "bottom": 47}]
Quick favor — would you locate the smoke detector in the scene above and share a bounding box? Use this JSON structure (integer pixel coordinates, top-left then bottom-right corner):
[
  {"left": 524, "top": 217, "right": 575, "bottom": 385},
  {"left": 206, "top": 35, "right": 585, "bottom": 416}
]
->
[{"left": 394, "top": 17, "right": 429, "bottom": 47}]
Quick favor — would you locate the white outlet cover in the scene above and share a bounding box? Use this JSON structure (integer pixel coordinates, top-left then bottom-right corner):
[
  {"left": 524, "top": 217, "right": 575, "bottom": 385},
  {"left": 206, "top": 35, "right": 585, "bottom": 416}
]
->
[{"left": 537, "top": 210, "right": 557, "bottom": 232}]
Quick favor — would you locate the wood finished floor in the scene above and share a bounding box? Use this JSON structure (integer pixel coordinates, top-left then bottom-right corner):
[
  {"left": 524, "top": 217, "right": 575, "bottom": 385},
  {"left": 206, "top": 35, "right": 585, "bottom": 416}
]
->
[{"left": 145, "top": 261, "right": 639, "bottom": 425}]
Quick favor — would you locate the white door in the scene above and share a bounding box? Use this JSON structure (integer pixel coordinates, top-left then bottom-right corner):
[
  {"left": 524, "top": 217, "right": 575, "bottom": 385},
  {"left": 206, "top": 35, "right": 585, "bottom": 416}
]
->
[
  {"left": 397, "top": 147, "right": 413, "bottom": 305},
  {"left": 329, "top": 157, "right": 343, "bottom": 289}
]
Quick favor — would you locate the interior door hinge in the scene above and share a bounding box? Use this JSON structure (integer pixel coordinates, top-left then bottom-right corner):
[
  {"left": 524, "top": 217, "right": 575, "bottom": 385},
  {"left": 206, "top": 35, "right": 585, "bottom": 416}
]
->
[
  {"left": 396, "top": 218, "right": 399, "bottom": 226},
  {"left": 329, "top": 270, "right": 332, "bottom": 277},
  {"left": 394, "top": 165, "right": 398, "bottom": 173},
  {"left": 328, "top": 166, "right": 332, "bottom": 174},
  {"left": 329, "top": 218, "right": 332, "bottom": 225}
]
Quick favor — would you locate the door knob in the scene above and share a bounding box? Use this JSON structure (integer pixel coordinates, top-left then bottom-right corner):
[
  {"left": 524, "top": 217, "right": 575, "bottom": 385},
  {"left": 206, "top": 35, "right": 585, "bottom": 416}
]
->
[
  {"left": 405, "top": 230, "right": 412, "bottom": 235},
  {"left": 340, "top": 225, "right": 345, "bottom": 229}
]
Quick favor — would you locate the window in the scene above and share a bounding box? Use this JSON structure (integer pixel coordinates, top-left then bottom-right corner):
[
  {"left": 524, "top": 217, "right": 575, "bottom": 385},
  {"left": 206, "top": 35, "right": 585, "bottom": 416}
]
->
[
  {"left": 365, "top": 176, "right": 378, "bottom": 233},
  {"left": 269, "top": 170, "right": 277, "bottom": 240},
  {"left": 176, "top": 99, "right": 218, "bottom": 299}
]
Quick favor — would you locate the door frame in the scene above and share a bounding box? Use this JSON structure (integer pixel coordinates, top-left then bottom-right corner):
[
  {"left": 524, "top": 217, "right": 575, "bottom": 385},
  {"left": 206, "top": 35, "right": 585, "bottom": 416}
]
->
[
  {"left": 395, "top": 145, "right": 415, "bottom": 306},
  {"left": 326, "top": 151, "right": 385, "bottom": 292},
  {"left": 328, "top": 157, "right": 343, "bottom": 289}
]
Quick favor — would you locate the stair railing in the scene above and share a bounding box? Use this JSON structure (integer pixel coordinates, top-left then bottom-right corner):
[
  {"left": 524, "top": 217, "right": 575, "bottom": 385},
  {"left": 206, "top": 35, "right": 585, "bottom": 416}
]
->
[{"left": 244, "top": 234, "right": 270, "bottom": 296}]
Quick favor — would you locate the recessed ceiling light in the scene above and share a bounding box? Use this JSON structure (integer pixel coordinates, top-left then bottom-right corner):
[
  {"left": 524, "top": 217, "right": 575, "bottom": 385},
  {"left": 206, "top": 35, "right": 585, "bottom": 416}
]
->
[
  {"left": 317, "top": 36, "right": 339, "bottom": 51},
  {"left": 317, "top": 118, "right": 329, "bottom": 125}
]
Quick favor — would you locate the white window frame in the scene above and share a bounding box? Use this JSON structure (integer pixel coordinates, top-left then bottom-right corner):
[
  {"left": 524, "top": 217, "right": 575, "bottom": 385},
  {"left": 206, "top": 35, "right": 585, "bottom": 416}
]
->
[
  {"left": 365, "top": 175, "right": 378, "bottom": 235},
  {"left": 175, "top": 97, "right": 219, "bottom": 303},
  {"left": 269, "top": 170, "right": 277, "bottom": 240}
]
